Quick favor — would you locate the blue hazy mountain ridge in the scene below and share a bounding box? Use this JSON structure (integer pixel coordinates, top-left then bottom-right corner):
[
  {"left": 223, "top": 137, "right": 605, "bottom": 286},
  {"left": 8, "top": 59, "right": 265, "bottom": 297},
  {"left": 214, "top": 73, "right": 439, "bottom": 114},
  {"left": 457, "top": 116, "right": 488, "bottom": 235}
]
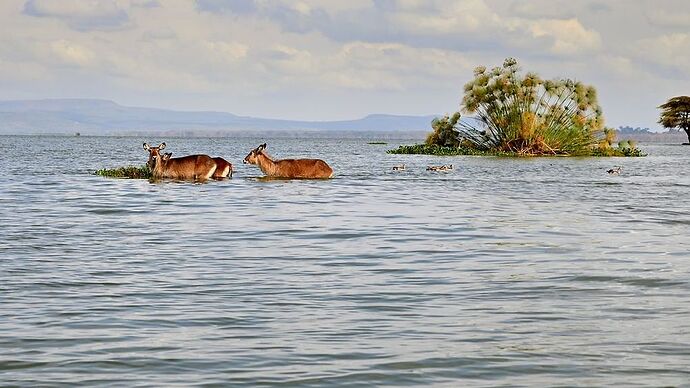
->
[{"left": 0, "top": 99, "right": 438, "bottom": 134}]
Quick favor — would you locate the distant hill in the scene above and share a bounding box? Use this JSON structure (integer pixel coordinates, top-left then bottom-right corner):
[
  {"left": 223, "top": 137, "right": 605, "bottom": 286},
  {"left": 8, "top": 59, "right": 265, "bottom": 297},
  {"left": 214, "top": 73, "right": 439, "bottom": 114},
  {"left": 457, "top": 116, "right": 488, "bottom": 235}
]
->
[{"left": 0, "top": 99, "right": 438, "bottom": 135}]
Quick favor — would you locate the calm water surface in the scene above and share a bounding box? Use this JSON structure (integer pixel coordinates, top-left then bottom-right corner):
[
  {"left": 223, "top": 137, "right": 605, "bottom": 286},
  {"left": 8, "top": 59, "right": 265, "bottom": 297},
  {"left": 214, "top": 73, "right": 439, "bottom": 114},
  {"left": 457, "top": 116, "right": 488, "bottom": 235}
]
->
[{"left": 1, "top": 135, "right": 689, "bottom": 387}]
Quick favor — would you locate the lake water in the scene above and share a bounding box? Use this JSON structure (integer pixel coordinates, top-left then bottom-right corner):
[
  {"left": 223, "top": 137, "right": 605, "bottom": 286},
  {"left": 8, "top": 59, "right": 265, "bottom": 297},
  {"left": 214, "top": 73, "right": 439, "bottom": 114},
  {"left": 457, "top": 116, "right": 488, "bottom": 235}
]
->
[{"left": 1, "top": 135, "right": 689, "bottom": 387}]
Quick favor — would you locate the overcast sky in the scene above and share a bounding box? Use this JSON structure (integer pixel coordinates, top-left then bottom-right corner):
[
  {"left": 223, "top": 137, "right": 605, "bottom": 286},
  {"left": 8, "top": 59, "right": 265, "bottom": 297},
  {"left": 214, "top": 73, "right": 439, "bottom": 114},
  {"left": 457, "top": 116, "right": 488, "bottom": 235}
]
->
[{"left": 1, "top": 0, "right": 688, "bottom": 129}]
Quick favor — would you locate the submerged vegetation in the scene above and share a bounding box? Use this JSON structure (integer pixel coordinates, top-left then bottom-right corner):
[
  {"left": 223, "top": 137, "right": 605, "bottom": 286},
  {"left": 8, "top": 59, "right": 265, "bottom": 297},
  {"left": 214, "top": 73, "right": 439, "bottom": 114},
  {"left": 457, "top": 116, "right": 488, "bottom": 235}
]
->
[
  {"left": 95, "top": 165, "right": 152, "bottom": 179},
  {"left": 391, "top": 58, "right": 643, "bottom": 157}
]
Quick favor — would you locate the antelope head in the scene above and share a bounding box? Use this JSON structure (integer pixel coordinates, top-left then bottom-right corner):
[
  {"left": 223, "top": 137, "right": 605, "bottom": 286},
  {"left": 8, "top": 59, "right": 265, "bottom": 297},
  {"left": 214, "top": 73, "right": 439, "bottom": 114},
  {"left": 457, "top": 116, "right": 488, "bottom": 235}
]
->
[
  {"left": 143, "top": 142, "right": 166, "bottom": 169},
  {"left": 243, "top": 143, "right": 267, "bottom": 165}
]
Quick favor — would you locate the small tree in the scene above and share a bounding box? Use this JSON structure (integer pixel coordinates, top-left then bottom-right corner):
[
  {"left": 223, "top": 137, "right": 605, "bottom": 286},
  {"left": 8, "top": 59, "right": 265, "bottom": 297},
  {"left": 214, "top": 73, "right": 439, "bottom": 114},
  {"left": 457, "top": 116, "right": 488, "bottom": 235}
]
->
[{"left": 658, "top": 96, "right": 690, "bottom": 143}]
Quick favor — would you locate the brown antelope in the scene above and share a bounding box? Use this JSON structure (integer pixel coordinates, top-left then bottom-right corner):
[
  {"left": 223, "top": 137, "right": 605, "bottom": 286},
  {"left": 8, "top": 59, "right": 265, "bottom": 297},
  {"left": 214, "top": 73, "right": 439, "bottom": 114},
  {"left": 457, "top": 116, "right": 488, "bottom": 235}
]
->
[
  {"left": 212, "top": 157, "right": 233, "bottom": 179},
  {"left": 144, "top": 142, "right": 218, "bottom": 181},
  {"left": 164, "top": 152, "right": 233, "bottom": 179},
  {"left": 243, "top": 143, "right": 333, "bottom": 179}
]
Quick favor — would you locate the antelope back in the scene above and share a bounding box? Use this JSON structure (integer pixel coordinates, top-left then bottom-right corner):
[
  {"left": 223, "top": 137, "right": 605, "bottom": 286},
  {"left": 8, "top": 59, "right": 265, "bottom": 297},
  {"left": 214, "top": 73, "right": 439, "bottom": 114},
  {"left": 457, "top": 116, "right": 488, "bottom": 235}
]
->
[
  {"left": 212, "top": 157, "right": 233, "bottom": 178},
  {"left": 159, "top": 154, "right": 217, "bottom": 180},
  {"left": 273, "top": 158, "right": 333, "bottom": 178}
]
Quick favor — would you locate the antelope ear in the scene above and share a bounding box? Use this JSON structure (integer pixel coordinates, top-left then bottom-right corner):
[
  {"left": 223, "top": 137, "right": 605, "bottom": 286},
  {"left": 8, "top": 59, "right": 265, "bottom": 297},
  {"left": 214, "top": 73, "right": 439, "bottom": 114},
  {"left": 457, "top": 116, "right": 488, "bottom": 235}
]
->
[
  {"left": 259, "top": 143, "right": 267, "bottom": 151},
  {"left": 159, "top": 142, "right": 166, "bottom": 150},
  {"left": 143, "top": 143, "right": 150, "bottom": 151},
  {"left": 163, "top": 152, "right": 172, "bottom": 160}
]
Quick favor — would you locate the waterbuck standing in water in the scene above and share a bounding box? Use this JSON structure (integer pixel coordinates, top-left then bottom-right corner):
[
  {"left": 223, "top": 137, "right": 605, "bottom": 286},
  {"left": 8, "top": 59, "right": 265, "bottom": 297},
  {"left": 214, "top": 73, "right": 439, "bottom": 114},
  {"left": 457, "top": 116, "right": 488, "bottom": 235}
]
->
[
  {"left": 161, "top": 152, "right": 233, "bottom": 179},
  {"left": 143, "top": 142, "right": 231, "bottom": 181},
  {"left": 243, "top": 143, "right": 333, "bottom": 179}
]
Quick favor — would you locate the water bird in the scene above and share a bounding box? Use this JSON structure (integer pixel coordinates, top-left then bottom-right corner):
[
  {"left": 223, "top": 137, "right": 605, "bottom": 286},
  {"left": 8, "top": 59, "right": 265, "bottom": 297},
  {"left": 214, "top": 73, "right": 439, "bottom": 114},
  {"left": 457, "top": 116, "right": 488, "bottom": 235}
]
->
[
  {"left": 427, "top": 164, "right": 453, "bottom": 171},
  {"left": 392, "top": 164, "right": 406, "bottom": 171},
  {"left": 607, "top": 166, "right": 622, "bottom": 175}
]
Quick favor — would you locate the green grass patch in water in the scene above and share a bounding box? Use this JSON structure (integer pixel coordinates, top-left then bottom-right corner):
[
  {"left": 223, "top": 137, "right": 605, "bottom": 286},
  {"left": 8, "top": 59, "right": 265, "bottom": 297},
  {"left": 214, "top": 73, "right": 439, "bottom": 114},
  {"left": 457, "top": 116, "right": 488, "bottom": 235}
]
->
[
  {"left": 367, "top": 141, "right": 388, "bottom": 145},
  {"left": 95, "top": 165, "right": 152, "bottom": 179},
  {"left": 387, "top": 144, "right": 512, "bottom": 156},
  {"left": 388, "top": 143, "right": 646, "bottom": 157}
]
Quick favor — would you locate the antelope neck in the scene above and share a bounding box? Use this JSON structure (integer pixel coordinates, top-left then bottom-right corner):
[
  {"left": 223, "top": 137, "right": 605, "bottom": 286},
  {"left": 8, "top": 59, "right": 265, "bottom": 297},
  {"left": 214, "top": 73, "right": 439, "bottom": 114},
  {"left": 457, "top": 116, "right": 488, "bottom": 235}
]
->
[{"left": 256, "top": 152, "right": 277, "bottom": 175}]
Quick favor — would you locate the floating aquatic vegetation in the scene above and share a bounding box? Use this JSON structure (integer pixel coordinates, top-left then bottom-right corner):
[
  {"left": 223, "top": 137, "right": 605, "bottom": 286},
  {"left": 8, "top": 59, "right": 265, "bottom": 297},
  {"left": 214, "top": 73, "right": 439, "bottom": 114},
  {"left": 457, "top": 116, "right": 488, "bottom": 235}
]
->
[
  {"left": 387, "top": 144, "right": 512, "bottom": 156},
  {"left": 95, "top": 165, "right": 152, "bottom": 179}
]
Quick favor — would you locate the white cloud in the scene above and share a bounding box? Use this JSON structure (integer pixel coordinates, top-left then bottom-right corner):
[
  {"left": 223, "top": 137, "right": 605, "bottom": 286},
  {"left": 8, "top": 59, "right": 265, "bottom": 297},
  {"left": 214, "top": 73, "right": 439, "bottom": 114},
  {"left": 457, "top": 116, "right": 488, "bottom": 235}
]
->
[
  {"left": 26, "top": 0, "right": 121, "bottom": 18},
  {"left": 23, "top": 0, "right": 129, "bottom": 30},
  {"left": 0, "top": 0, "right": 689, "bottom": 126},
  {"left": 529, "top": 18, "right": 602, "bottom": 55},
  {"left": 598, "top": 55, "right": 638, "bottom": 79},
  {"left": 648, "top": 9, "right": 690, "bottom": 28},
  {"left": 50, "top": 39, "right": 95, "bottom": 66},
  {"left": 293, "top": 2, "right": 312, "bottom": 15},
  {"left": 203, "top": 41, "right": 249, "bottom": 62},
  {"left": 264, "top": 45, "right": 317, "bottom": 75},
  {"left": 634, "top": 33, "right": 690, "bottom": 77}
]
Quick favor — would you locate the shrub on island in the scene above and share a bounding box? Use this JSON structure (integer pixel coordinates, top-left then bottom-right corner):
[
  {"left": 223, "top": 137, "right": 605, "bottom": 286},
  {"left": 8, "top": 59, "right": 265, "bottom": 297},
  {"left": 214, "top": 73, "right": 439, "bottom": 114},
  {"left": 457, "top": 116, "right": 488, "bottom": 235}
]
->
[{"left": 389, "top": 58, "right": 644, "bottom": 157}]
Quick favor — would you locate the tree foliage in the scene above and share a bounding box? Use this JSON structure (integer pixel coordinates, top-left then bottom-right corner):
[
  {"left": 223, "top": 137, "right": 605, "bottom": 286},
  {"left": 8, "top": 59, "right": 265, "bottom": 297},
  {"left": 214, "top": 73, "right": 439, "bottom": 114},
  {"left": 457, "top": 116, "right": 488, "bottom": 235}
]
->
[
  {"left": 456, "top": 58, "right": 604, "bottom": 155},
  {"left": 425, "top": 112, "right": 462, "bottom": 147},
  {"left": 658, "top": 96, "right": 690, "bottom": 143},
  {"left": 418, "top": 58, "right": 644, "bottom": 157}
]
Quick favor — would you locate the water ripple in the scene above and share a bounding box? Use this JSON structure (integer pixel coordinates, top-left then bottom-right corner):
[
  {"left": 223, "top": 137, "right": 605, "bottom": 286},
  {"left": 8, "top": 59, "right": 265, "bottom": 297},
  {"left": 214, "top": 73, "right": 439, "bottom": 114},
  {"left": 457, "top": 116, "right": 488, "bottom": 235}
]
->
[{"left": 1, "top": 137, "right": 689, "bottom": 386}]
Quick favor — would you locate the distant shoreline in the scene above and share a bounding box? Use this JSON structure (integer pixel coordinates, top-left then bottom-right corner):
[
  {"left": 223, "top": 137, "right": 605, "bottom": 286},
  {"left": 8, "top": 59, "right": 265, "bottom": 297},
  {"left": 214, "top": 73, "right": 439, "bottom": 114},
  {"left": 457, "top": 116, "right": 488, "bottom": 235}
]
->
[
  {"left": 0, "top": 130, "right": 429, "bottom": 139},
  {"left": 1, "top": 130, "right": 685, "bottom": 143}
]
